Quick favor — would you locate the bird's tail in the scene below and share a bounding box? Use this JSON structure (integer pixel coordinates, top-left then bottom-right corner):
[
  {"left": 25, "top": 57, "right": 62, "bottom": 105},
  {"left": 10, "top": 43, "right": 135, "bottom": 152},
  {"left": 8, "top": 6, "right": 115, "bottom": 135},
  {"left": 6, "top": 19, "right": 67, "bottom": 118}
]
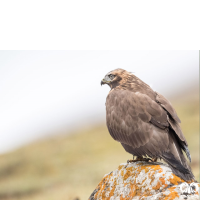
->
[
  {"left": 161, "top": 152, "right": 195, "bottom": 181},
  {"left": 161, "top": 130, "right": 195, "bottom": 182}
]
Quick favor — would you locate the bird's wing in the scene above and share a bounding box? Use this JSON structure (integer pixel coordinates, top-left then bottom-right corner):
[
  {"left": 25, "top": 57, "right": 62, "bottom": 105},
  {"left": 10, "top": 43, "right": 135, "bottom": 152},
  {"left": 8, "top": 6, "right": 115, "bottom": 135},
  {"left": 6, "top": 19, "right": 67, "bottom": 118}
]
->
[
  {"left": 155, "top": 91, "right": 187, "bottom": 145},
  {"left": 155, "top": 92, "right": 180, "bottom": 123},
  {"left": 106, "top": 89, "right": 193, "bottom": 180},
  {"left": 106, "top": 90, "right": 170, "bottom": 155}
]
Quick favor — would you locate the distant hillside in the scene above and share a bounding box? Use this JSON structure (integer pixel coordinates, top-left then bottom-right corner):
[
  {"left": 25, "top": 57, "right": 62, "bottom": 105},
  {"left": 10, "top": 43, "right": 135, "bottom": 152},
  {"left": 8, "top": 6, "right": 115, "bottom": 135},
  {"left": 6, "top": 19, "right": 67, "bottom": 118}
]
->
[{"left": 0, "top": 92, "right": 199, "bottom": 200}]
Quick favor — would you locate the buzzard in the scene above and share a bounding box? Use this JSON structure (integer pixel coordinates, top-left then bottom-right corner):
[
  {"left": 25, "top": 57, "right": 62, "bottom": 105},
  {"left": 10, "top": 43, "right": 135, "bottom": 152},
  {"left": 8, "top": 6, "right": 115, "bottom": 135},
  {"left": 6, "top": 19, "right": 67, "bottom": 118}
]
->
[{"left": 101, "top": 68, "right": 194, "bottom": 181}]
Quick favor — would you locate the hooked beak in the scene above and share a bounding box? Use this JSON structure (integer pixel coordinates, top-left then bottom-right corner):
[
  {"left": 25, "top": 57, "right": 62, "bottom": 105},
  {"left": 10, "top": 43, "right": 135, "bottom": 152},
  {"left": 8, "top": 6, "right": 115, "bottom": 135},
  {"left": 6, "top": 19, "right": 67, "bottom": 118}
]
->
[
  {"left": 101, "top": 79, "right": 105, "bottom": 86},
  {"left": 101, "top": 78, "right": 110, "bottom": 86},
  {"left": 101, "top": 75, "right": 111, "bottom": 86}
]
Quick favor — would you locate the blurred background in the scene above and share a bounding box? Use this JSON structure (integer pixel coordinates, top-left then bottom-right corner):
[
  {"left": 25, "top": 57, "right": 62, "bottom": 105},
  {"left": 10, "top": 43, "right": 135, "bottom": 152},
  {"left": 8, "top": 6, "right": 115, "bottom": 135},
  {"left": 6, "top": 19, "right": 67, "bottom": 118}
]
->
[{"left": 0, "top": 50, "right": 199, "bottom": 200}]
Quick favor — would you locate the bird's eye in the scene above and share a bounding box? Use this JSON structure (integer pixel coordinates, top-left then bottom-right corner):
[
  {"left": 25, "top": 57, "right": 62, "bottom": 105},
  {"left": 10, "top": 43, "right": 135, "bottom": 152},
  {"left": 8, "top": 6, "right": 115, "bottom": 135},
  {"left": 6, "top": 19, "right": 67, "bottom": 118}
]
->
[{"left": 109, "top": 74, "right": 115, "bottom": 80}]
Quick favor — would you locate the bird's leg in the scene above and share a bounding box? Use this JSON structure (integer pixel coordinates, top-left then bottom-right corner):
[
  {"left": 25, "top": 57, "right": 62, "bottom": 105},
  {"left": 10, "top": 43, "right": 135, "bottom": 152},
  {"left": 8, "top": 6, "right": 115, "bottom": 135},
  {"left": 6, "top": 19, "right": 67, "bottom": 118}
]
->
[
  {"left": 151, "top": 157, "right": 158, "bottom": 162},
  {"left": 127, "top": 156, "right": 152, "bottom": 163},
  {"left": 138, "top": 157, "right": 153, "bottom": 162},
  {"left": 127, "top": 156, "right": 135, "bottom": 163}
]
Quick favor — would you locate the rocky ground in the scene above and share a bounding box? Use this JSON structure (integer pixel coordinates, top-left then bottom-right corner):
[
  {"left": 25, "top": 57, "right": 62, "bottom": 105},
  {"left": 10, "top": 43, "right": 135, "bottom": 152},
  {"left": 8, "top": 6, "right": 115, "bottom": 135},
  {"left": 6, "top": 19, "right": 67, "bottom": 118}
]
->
[{"left": 89, "top": 161, "right": 199, "bottom": 200}]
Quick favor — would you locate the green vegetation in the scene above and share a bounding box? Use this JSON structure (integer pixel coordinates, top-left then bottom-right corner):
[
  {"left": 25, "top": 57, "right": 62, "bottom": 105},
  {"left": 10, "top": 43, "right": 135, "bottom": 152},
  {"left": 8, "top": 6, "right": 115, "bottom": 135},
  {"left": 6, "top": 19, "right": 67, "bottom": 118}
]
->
[{"left": 0, "top": 94, "right": 199, "bottom": 200}]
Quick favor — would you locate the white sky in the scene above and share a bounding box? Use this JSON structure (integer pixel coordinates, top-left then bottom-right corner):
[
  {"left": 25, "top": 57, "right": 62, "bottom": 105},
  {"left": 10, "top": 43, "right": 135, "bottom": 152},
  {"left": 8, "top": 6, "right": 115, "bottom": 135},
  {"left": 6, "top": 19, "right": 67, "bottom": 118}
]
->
[{"left": 0, "top": 51, "right": 199, "bottom": 153}]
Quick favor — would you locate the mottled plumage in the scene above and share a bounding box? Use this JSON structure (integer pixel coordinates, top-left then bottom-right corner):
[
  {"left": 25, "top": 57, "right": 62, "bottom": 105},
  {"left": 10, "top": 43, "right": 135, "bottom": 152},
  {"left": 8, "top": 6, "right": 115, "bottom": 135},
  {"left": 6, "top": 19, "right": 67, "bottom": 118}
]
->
[{"left": 101, "top": 68, "right": 194, "bottom": 181}]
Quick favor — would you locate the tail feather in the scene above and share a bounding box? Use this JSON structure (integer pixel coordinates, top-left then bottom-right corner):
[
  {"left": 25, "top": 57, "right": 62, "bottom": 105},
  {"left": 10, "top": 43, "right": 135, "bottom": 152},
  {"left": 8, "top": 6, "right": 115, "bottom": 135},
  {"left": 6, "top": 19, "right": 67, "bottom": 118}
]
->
[
  {"left": 183, "top": 144, "right": 191, "bottom": 163},
  {"left": 163, "top": 129, "right": 195, "bottom": 181},
  {"left": 162, "top": 152, "right": 195, "bottom": 181},
  {"left": 162, "top": 152, "right": 190, "bottom": 173},
  {"left": 168, "top": 164, "right": 195, "bottom": 182}
]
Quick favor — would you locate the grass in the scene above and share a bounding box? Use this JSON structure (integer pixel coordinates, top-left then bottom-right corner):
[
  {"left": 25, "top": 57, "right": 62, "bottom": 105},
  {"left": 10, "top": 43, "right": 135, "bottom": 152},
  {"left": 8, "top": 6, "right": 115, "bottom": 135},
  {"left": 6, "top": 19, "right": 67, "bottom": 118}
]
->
[{"left": 0, "top": 93, "right": 199, "bottom": 200}]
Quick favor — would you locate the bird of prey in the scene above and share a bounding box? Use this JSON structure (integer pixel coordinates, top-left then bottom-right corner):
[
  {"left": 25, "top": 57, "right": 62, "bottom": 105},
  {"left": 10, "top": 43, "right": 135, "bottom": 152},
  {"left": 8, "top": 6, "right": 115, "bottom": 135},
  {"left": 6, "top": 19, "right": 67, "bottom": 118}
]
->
[{"left": 101, "top": 68, "right": 194, "bottom": 181}]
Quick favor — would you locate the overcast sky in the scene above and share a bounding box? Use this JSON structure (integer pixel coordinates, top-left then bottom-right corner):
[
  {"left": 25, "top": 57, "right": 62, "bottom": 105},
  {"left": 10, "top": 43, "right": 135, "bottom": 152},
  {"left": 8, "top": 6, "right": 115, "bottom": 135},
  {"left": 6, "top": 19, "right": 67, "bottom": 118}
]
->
[{"left": 0, "top": 51, "right": 199, "bottom": 153}]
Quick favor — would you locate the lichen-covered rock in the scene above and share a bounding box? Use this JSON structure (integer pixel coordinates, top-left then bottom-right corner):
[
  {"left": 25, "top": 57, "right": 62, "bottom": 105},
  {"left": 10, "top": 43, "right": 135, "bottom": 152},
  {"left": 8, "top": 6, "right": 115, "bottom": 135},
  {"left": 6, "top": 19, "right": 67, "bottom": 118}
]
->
[{"left": 89, "top": 162, "right": 199, "bottom": 200}]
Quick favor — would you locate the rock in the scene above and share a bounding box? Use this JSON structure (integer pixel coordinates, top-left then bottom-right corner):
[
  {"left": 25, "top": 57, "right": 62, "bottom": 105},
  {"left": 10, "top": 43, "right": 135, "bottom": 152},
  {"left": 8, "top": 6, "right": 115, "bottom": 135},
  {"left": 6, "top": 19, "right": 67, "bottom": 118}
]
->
[{"left": 89, "top": 161, "right": 199, "bottom": 200}]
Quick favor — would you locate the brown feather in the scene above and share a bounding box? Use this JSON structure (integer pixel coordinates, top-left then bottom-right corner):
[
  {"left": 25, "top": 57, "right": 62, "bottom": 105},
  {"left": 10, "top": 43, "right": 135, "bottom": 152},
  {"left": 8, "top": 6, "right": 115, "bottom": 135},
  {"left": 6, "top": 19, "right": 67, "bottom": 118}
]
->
[{"left": 156, "top": 92, "right": 181, "bottom": 123}]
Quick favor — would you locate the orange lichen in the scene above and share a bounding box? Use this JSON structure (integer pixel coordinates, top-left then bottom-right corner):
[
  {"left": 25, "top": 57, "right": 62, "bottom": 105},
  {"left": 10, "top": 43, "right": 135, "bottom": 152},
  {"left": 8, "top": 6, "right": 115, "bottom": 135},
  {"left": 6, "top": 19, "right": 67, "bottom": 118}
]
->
[
  {"left": 119, "top": 194, "right": 128, "bottom": 200},
  {"left": 91, "top": 163, "right": 197, "bottom": 200},
  {"left": 123, "top": 168, "right": 132, "bottom": 181},
  {"left": 149, "top": 165, "right": 163, "bottom": 173},
  {"left": 134, "top": 164, "right": 164, "bottom": 187},
  {"left": 148, "top": 170, "right": 156, "bottom": 185},
  {"left": 121, "top": 169, "right": 124, "bottom": 177},
  {"left": 94, "top": 179, "right": 106, "bottom": 199},
  {"left": 126, "top": 166, "right": 134, "bottom": 171},
  {"left": 152, "top": 180, "right": 162, "bottom": 190},
  {"left": 137, "top": 164, "right": 151, "bottom": 174},
  {"left": 109, "top": 179, "right": 116, "bottom": 197},
  {"left": 163, "top": 186, "right": 179, "bottom": 200},
  {"left": 168, "top": 174, "right": 184, "bottom": 185},
  {"left": 159, "top": 177, "right": 168, "bottom": 188},
  {"left": 94, "top": 172, "right": 114, "bottom": 200},
  {"left": 141, "top": 177, "right": 147, "bottom": 184},
  {"left": 128, "top": 184, "right": 137, "bottom": 197},
  {"left": 136, "top": 163, "right": 163, "bottom": 173},
  {"left": 118, "top": 165, "right": 123, "bottom": 171},
  {"left": 140, "top": 187, "right": 153, "bottom": 199}
]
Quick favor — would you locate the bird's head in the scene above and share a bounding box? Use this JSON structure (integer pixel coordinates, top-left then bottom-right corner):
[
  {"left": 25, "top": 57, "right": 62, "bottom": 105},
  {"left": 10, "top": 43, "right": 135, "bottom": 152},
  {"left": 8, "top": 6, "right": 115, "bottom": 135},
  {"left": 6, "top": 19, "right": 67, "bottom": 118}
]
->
[{"left": 101, "top": 68, "right": 129, "bottom": 89}]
